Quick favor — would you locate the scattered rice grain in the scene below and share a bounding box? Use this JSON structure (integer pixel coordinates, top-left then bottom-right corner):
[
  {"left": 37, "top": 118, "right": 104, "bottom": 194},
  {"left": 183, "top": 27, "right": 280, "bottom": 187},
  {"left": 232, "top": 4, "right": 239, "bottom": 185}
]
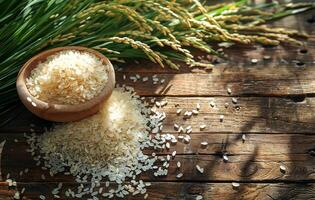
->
[
  {"left": 232, "top": 98, "right": 238, "bottom": 104},
  {"left": 13, "top": 192, "right": 20, "bottom": 200},
  {"left": 200, "top": 141, "right": 208, "bottom": 147},
  {"left": 196, "top": 195, "right": 203, "bottom": 200},
  {"left": 232, "top": 182, "right": 240, "bottom": 188},
  {"left": 223, "top": 154, "right": 229, "bottom": 161},
  {"left": 227, "top": 88, "right": 232, "bottom": 95},
  {"left": 242, "top": 134, "right": 246, "bottom": 141},
  {"left": 280, "top": 165, "right": 286, "bottom": 173},
  {"left": 196, "top": 165, "right": 204, "bottom": 174},
  {"left": 220, "top": 115, "right": 224, "bottom": 122},
  {"left": 176, "top": 109, "right": 182, "bottom": 115},
  {"left": 176, "top": 173, "right": 183, "bottom": 179},
  {"left": 251, "top": 58, "right": 258, "bottom": 64},
  {"left": 263, "top": 55, "right": 271, "bottom": 60},
  {"left": 177, "top": 161, "right": 181, "bottom": 168}
]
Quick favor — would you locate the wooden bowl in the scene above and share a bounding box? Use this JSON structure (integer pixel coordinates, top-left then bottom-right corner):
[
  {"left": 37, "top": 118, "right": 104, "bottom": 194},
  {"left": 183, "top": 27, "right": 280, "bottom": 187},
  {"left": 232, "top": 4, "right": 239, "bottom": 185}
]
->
[{"left": 16, "top": 46, "right": 115, "bottom": 122}]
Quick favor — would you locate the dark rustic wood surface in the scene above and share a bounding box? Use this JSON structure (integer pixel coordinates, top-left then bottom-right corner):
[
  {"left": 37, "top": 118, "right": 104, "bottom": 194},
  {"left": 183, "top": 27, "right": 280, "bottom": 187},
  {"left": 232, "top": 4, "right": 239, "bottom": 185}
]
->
[{"left": 1, "top": 4, "right": 315, "bottom": 200}]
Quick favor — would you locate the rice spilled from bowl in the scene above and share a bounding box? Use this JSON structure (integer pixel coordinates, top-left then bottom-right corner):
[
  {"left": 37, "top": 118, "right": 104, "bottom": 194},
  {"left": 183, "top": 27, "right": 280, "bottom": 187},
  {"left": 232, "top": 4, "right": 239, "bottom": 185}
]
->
[{"left": 25, "top": 86, "right": 170, "bottom": 199}]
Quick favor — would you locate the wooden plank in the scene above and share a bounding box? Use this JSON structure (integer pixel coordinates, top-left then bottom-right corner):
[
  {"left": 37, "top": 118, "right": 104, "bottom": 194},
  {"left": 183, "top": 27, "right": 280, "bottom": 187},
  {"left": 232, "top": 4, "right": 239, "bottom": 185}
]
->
[
  {"left": 116, "top": 64, "right": 315, "bottom": 96},
  {"left": 1, "top": 133, "right": 315, "bottom": 183},
  {"left": 1, "top": 182, "right": 315, "bottom": 200},
  {"left": 2, "top": 96, "right": 315, "bottom": 133},
  {"left": 148, "top": 97, "right": 315, "bottom": 133},
  {"left": 1, "top": 136, "right": 315, "bottom": 182},
  {"left": 1, "top": 132, "right": 315, "bottom": 156}
]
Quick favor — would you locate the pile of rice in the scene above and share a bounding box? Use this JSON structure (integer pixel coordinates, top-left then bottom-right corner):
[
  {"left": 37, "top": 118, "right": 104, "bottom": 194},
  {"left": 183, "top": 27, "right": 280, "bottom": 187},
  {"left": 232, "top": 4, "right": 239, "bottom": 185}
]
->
[
  {"left": 26, "top": 50, "right": 108, "bottom": 105},
  {"left": 26, "top": 86, "right": 170, "bottom": 199}
]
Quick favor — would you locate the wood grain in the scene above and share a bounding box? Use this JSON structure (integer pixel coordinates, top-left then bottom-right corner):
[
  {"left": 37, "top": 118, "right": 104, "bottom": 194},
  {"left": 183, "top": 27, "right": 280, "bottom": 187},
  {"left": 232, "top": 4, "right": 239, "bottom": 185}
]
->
[
  {"left": 0, "top": 3, "right": 315, "bottom": 200},
  {"left": 1, "top": 182, "right": 315, "bottom": 200},
  {"left": 116, "top": 65, "right": 315, "bottom": 96},
  {"left": 1, "top": 132, "right": 315, "bottom": 156},
  {"left": 0, "top": 138, "right": 315, "bottom": 182},
  {"left": 2, "top": 96, "right": 315, "bottom": 134}
]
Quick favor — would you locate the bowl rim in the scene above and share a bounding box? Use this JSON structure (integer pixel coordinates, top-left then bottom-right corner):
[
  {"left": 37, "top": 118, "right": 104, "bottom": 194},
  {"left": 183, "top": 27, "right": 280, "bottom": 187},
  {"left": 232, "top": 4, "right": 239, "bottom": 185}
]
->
[{"left": 16, "top": 46, "right": 115, "bottom": 113}]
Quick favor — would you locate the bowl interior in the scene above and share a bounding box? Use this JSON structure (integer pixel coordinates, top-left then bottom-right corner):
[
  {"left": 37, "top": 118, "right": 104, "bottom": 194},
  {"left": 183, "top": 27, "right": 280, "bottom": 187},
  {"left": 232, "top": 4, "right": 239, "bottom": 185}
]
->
[{"left": 19, "top": 46, "right": 115, "bottom": 112}]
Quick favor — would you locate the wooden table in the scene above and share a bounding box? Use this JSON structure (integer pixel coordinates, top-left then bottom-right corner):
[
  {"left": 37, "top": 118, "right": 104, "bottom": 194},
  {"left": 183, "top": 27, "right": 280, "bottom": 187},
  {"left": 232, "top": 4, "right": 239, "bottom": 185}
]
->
[{"left": 0, "top": 7, "right": 315, "bottom": 200}]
